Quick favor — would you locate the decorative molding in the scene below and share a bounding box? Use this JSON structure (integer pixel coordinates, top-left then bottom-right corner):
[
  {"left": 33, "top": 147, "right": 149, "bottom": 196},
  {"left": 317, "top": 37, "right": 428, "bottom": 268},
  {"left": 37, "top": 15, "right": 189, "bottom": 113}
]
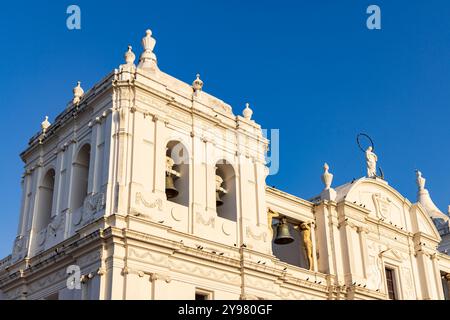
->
[
  {"left": 13, "top": 236, "right": 25, "bottom": 255},
  {"left": 401, "top": 267, "right": 416, "bottom": 300},
  {"left": 135, "top": 193, "right": 163, "bottom": 211},
  {"left": 97, "top": 267, "right": 106, "bottom": 276},
  {"left": 171, "top": 207, "right": 183, "bottom": 222},
  {"left": 150, "top": 272, "right": 171, "bottom": 283},
  {"left": 84, "top": 193, "right": 105, "bottom": 215},
  {"left": 221, "top": 220, "right": 232, "bottom": 236},
  {"left": 169, "top": 260, "right": 240, "bottom": 285},
  {"left": 74, "top": 193, "right": 105, "bottom": 227},
  {"left": 196, "top": 212, "right": 215, "bottom": 228},
  {"left": 366, "top": 241, "right": 383, "bottom": 291},
  {"left": 37, "top": 228, "right": 47, "bottom": 246},
  {"left": 246, "top": 226, "right": 268, "bottom": 242},
  {"left": 128, "top": 248, "right": 168, "bottom": 266},
  {"left": 47, "top": 214, "right": 65, "bottom": 237},
  {"left": 372, "top": 193, "right": 392, "bottom": 219}
]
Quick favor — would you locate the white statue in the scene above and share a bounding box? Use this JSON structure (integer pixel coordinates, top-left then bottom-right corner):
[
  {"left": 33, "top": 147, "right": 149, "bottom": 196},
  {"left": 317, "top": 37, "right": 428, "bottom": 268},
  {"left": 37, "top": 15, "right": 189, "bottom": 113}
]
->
[
  {"left": 365, "top": 146, "right": 378, "bottom": 178},
  {"left": 416, "top": 170, "right": 426, "bottom": 191},
  {"left": 321, "top": 163, "right": 333, "bottom": 190}
]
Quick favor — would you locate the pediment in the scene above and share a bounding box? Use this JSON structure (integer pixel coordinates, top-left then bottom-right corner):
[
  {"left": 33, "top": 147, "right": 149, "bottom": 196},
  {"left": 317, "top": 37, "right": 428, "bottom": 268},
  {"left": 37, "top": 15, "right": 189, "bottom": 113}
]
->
[{"left": 337, "top": 178, "right": 441, "bottom": 240}]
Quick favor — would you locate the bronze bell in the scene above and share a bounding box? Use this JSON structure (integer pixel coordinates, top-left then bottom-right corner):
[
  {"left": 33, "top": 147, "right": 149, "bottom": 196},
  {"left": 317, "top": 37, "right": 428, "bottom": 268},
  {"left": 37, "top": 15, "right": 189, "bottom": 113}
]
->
[
  {"left": 165, "top": 173, "right": 179, "bottom": 199},
  {"left": 216, "top": 190, "right": 224, "bottom": 207},
  {"left": 274, "top": 218, "right": 294, "bottom": 245}
]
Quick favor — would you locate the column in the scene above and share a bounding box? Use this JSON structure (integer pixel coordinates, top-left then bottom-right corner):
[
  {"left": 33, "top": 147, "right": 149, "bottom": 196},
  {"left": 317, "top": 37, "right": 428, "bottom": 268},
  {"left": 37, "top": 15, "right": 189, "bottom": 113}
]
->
[
  {"left": 53, "top": 146, "right": 66, "bottom": 216},
  {"left": 357, "top": 226, "right": 369, "bottom": 278},
  {"left": 17, "top": 173, "right": 31, "bottom": 236},
  {"left": 205, "top": 140, "right": 216, "bottom": 214},
  {"left": 431, "top": 254, "right": 445, "bottom": 300},
  {"left": 152, "top": 115, "right": 166, "bottom": 196},
  {"left": 89, "top": 119, "right": 101, "bottom": 194}
]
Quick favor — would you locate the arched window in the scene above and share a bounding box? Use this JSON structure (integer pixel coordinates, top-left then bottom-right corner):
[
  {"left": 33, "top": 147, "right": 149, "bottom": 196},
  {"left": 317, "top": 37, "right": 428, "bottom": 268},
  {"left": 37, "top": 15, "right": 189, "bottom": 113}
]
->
[
  {"left": 215, "top": 160, "right": 237, "bottom": 222},
  {"left": 36, "top": 169, "right": 55, "bottom": 231},
  {"left": 71, "top": 144, "right": 91, "bottom": 210},
  {"left": 165, "top": 141, "right": 189, "bottom": 207}
]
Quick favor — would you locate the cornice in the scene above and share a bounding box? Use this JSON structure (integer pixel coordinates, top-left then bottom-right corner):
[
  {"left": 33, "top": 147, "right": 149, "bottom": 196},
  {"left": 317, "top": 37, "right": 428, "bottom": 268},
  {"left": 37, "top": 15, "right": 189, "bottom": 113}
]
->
[
  {"left": 266, "top": 186, "right": 314, "bottom": 208},
  {"left": 0, "top": 229, "right": 103, "bottom": 287},
  {"left": 21, "top": 75, "right": 115, "bottom": 160}
]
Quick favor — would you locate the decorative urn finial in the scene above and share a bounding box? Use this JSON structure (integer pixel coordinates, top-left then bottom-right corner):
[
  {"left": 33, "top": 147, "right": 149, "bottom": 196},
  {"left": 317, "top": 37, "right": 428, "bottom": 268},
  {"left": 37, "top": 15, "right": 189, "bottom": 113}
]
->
[
  {"left": 138, "top": 29, "right": 158, "bottom": 71},
  {"left": 72, "top": 81, "right": 84, "bottom": 105},
  {"left": 41, "top": 116, "right": 51, "bottom": 133},
  {"left": 321, "top": 163, "right": 333, "bottom": 190},
  {"left": 125, "top": 45, "right": 136, "bottom": 65},
  {"left": 243, "top": 103, "right": 253, "bottom": 120},
  {"left": 192, "top": 73, "right": 203, "bottom": 93},
  {"left": 416, "top": 170, "right": 426, "bottom": 191}
]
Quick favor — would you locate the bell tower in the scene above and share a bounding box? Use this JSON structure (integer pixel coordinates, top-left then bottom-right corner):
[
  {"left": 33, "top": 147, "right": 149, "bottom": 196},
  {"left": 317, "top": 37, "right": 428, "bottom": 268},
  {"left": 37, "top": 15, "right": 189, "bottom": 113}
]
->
[
  {"left": 109, "top": 29, "right": 272, "bottom": 253},
  {"left": 3, "top": 27, "right": 276, "bottom": 300},
  {"left": 8, "top": 30, "right": 271, "bottom": 260}
]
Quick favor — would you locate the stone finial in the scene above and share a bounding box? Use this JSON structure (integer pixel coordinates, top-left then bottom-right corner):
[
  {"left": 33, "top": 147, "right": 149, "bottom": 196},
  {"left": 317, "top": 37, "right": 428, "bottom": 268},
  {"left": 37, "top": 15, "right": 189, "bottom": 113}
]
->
[
  {"left": 138, "top": 29, "right": 158, "bottom": 71},
  {"left": 243, "top": 103, "right": 253, "bottom": 121},
  {"left": 192, "top": 74, "right": 203, "bottom": 93},
  {"left": 321, "top": 163, "right": 333, "bottom": 190},
  {"left": 72, "top": 81, "right": 84, "bottom": 105},
  {"left": 41, "top": 116, "right": 51, "bottom": 133},
  {"left": 124, "top": 45, "right": 136, "bottom": 65},
  {"left": 416, "top": 170, "right": 426, "bottom": 191}
]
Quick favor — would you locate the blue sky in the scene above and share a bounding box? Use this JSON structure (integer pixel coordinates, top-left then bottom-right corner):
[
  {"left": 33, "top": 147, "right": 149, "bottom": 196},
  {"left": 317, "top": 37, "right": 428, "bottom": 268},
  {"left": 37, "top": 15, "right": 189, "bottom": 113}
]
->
[{"left": 0, "top": 0, "right": 449, "bottom": 257}]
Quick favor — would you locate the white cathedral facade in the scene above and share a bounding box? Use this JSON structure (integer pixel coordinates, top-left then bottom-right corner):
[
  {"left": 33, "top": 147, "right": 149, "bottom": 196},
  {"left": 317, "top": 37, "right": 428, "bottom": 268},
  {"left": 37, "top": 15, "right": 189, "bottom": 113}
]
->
[{"left": 0, "top": 28, "right": 449, "bottom": 300}]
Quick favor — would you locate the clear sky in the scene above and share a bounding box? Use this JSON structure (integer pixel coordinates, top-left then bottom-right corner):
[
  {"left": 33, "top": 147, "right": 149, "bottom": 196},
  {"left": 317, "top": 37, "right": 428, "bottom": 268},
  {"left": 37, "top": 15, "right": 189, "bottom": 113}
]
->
[{"left": 0, "top": 0, "right": 449, "bottom": 257}]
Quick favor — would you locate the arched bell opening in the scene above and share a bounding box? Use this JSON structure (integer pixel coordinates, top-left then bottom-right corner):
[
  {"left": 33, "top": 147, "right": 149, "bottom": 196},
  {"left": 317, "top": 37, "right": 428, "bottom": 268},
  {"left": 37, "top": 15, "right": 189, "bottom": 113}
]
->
[
  {"left": 165, "top": 141, "right": 189, "bottom": 207},
  {"left": 271, "top": 216, "right": 310, "bottom": 270},
  {"left": 36, "top": 169, "right": 56, "bottom": 231},
  {"left": 215, "top": 160, "right": 237, "bottom": 222},
  {"left": 71, "top": 144, "right": 91, "bottom": 211}
]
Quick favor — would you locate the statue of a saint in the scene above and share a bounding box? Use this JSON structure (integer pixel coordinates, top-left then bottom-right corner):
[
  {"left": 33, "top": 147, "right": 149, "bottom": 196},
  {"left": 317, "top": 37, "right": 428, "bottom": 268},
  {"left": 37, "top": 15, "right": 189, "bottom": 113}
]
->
[
  {"left": 300, "top": 223, "right": 314, "bottom": 271},
  {"left": 416, "top": 170, "right": 426, "bottom": 191},
  {"left": 365, "top": 146, "right": 378, "bottom": 178}
]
